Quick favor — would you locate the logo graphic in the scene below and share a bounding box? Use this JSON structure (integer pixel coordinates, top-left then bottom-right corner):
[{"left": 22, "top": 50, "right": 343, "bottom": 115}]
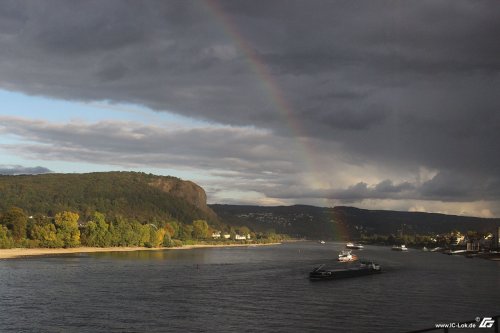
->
[{"left": 478, "top": 317, "right": 495, "bottom": 328}]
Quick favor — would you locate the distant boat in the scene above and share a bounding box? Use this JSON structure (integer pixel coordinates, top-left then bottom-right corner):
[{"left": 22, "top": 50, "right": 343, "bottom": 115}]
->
[
  {"left": 319, "top": 240, "right": 326, "bottom": 244},
  {"left": 346, "top": 242, "right": 364, "bottom": 249},
  {"left": 391, "top": 245, "right": 408, "bottom": 251},
  {"left": 338, "top": 250, "right": 357, "bottom": 262},
  {"left": 309, "top": 261, "right": 381, "bottom": 281}
]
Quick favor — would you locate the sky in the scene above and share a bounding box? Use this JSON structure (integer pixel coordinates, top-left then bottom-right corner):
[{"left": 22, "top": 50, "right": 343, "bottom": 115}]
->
[{"left": 0, "top": 0, "right": 499, "bottom": 217}]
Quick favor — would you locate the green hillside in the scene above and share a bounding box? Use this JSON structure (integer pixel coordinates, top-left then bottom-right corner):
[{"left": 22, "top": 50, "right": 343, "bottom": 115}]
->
[{"left": 0, "top": 172, "right": 217, "bottom": 225}]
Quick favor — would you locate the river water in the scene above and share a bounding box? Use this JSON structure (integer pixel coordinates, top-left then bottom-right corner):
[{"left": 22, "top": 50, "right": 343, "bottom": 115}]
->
[{"left": 0, "top": 242, "right": 498, "bottom": 332}]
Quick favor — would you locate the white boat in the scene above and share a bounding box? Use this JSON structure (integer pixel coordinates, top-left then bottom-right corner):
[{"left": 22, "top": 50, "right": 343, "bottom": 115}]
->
[
  {"left": 391, "top": 245, "right": 409, "bottom": 251},
  {"left": 338, "top": 250, "right": 357, "bottom": 262},
  {"left": 346, "top": 242, "right": 364, "bottom": 249},
  {"left": 319, "top": 240, "right": 326, "bottom": 244}
]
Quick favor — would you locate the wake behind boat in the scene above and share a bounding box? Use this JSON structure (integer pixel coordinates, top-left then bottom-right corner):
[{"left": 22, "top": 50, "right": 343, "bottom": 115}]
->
[{"left": 309, "top": 261, "right": 381, "bottom": 281}]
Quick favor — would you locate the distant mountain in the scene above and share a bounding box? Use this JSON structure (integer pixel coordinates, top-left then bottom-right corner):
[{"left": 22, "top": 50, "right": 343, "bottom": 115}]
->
[
  {"left": 0, "top": 172, "right": 219, "bottom": 225},
  {"left": 210, "top": 204, "right": 500, "bottom": 240},
  {"left": 332, "top": 206, "right": 499, "bottom": 236}
]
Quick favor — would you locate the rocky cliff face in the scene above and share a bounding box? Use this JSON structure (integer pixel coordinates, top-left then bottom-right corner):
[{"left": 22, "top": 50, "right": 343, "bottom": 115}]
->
[{"left": 149, "top": 178, "right": 217, "bottom": 219}]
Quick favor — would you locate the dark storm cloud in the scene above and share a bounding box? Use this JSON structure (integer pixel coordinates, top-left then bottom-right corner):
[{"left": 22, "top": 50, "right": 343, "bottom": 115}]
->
[
  {"left": 1, "top": 0, "right": 499, "bottom": 206},
  {"left": 264, "top": 173, "right": 500, "bottom": 203},
  {"left": 0, "top": 165, "right": 53, "bottom": 175}
]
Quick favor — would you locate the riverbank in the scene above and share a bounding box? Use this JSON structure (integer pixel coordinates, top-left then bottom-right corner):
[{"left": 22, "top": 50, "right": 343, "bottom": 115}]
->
[{"left": 0, "top": 242, "right": 282, "bottom": 260}]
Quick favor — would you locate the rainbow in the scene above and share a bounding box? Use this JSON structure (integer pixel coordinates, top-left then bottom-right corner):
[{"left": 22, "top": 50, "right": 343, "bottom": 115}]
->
[
  {"left": 203, "top": 1, "right": 351, "bottom": 241},
  {"left": 203, "top": 0, "right": 323, "bottom": 182}
]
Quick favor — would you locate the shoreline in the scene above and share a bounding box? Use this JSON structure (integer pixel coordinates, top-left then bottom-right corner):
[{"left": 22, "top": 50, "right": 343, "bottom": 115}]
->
[{"left": 0, "top": 242, "right": 282, "bottom": 260}]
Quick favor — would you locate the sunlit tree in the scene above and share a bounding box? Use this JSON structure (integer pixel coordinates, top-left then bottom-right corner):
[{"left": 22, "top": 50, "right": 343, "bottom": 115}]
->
[
  {"left": 82, "top": 212, "right": 111, "bottom": 247},
  {"left": 31, "top": 223, "right": 61, "bottom": 248},
  {"left": 54, "top": 211, "right": 80, "bottom": 248},
  {"left": 151, "top": 227, "right": 166, "bottom": 247},
  {"left": 192, "top": 220, "right": 210, "bottom": 239}
]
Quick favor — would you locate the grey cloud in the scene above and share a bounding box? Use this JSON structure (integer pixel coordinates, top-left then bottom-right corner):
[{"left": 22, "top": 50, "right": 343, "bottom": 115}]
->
[
  {"left": 261, "top": 173, "right": 500, "bottom": 204},
  {"left": 419, "top": 171, "right": 500, "bottom": 202},
  {"left": 333, "top": 173, "right": 500, "bottom": 203},
  {"left": 96, "top": 63, "right": 128, "bottom": 82},
  {"left": 3, "top": 116, "right": 500, "bottom": 212},
  {"left": 0, "top": 116, "right": 306, "bottom": 177},
  {"left": 375, "top": 180, "right": 415, "bottom": 194}
]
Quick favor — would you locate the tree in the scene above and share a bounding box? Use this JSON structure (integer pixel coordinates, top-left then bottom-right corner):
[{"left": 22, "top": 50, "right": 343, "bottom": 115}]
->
[
  {"left": 1, "top": 207, "right": 28, "bottom": 240},
  {"left": 54, "top": 211, "right": 81, "bottom": 248},
  {"left": 192, "top": 220, "right": 210, "bottom": 240},
  {"left": 179, "top": 224, "right": 193, "bottom": 241},
  {"left": 0, "top": 225, "right": 14, "bottom": 249},
  {"left": 238, "top": 226, "right": 251, "bottom": 237},
  {"left": 151, "top": 227, "right": 166, "bottom": 248},
  {"left": 165, "top": 221, "right": 180, "bottom": 238},
  {"left": 82, "top": 212, "right": 111, "bottom": 247},
  {"left": 27, "top": 214, "right": 51, "bottom": 240},
  {"left": 135, "top": 222, "right": 151, "bottom": 247},
  {"left": 229, "top": 227, "right": 236, "bottom": 240},
  {"left": 162, "top": 231, "right": 173, "bottom": 247},
  {"left": 110, "top": 216, "right": 138, "bottom": 246},
  {"left": 164, "top": 222, "right": 176, "bottom": 238},
  {"left": 31, "top": 223, "right": 61, "bottom": 248}
]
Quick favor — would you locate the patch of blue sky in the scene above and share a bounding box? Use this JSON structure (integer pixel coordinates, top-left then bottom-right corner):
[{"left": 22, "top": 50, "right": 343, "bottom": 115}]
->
[
  {"left": 0, "top": 89, "right": 211, "bottom": 128},
  {"left": 0, "top": 133, "right": 27, "bottom": 145},
  {"left": 0, "top": 153, "right": 41, "bottom": 168},
  {"left": 0, "top": 89, "right": 228, "bottom": 181}
]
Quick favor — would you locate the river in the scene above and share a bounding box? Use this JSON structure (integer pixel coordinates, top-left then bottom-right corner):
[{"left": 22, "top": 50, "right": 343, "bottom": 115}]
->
[{"left": 0, "top": 242, "right": 498, "bottom": 332}]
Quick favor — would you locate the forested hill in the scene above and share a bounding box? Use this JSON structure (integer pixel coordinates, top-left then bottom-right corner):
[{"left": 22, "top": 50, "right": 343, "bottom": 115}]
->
[
  {"left": 210, "top": 204, "right": 499, "bottom": 240},
  {"left": 210, "top": 204, "right": 342, "bottom": 240},
  {"left": 0, "top": 172, "right": 218, "bottom": 225},
  {"left": 332, "top": 206, "right": 499, "bottom": 235}
]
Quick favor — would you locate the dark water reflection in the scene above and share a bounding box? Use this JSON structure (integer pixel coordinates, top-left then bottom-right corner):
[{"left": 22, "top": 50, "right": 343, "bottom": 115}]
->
[{"left": 0, "top": 242, "right": 498, "bottom": 332}]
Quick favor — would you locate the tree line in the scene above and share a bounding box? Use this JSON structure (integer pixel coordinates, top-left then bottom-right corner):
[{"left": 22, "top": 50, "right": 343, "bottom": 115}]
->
[{"left": 0, "top": 207, "right": 282, "bottom": 249}]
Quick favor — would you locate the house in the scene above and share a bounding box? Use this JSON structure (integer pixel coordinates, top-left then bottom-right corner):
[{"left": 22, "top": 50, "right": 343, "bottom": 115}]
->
[
  {"left": 212, "top": 231, "right": 221, "bottom": 239},
  {"left": 235, "top": 234, "right": 252, "bottom": 240}
]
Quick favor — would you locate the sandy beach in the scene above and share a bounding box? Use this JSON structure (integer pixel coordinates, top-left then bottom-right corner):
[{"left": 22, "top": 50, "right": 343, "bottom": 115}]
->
[{"left": 0, "top": 243, "right": 281, "bottom": 260}]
